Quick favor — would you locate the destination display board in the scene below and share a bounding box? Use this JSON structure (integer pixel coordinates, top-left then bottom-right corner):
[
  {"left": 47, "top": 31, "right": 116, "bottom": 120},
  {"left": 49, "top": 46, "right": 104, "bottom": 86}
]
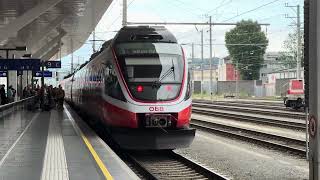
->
[
  {"left": 45, "top": 61, "right": 61, "bottom": 68},
  {"left": 34, "top": 70, "right": 52, "bottom": 77},
  {"left": 0, "top": 71, "right": 7, "bottom": 77},
  {"left": 0, "top": 59, "right": 41, "bottom": 71}
]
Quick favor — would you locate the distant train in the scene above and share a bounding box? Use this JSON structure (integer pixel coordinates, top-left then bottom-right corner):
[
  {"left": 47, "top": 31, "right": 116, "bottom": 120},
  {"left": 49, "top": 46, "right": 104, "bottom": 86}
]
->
[
  {"left": 283, "top": 79, "right": 305, "bottom": 109},
  {"left": 61, "top": 26, "right": 195, "bottom": 149}
]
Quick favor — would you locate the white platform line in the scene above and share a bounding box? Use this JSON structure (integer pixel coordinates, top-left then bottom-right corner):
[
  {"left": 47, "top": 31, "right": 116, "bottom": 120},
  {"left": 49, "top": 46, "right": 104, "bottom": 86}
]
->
[
  {"left": 0, "top": 112, "right": 40, "bottom": 167},
  {"left": 41, "top": 111, "right": 69, "bottom": 180}
]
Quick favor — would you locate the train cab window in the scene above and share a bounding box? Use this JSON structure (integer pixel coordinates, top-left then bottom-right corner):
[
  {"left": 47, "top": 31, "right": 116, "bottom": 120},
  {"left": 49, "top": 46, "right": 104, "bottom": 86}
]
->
[
  {"left": 104, "top": 62, "right": 126, "bottom": 101},
  {"left": 115, "top": 42, "right": 184, "bottom": 101}
]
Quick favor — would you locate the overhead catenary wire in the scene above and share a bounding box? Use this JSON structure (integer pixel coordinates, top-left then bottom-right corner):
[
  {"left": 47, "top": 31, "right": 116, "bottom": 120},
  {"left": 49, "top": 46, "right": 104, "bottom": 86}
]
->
[{"left": 222, "top": 0, "right": 282, "bottom": 22}]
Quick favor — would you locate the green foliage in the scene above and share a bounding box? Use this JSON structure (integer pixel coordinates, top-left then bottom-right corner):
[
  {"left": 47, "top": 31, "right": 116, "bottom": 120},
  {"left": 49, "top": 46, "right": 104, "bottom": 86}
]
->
[
  {"left": 225, "top": 20, "right": 268, "bottom": 80},
  {"left": 278, "top": 53, "right": 296, "bottom": 69},
  {"left": 279, "top": 30, "right": 304, "bottom": 68}
]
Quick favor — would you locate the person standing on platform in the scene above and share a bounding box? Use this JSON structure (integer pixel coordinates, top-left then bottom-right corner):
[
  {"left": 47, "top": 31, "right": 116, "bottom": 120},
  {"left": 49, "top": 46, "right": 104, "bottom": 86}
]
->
[
  {"left": 7, "top": 86, "right": 13, "bottom": 103},
  {"left": 56, "top": 85, "right": 65, "bottom": 110},
  {"left": 0, "top": 85, "right": 6, "bottom": 105},
  {"left": 9, "top": 85, "right": 16, "bottom": 102}
]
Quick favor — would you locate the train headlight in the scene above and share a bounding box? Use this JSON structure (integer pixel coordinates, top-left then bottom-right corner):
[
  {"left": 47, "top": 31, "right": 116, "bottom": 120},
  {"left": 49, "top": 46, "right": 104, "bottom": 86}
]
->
[{"left": 137, "top": 85, "right": 144, "bottom": 92}]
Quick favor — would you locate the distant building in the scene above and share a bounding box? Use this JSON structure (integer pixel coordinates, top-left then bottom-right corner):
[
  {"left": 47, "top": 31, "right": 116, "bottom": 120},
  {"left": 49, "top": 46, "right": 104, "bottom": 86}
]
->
[
  {"left": 192, "top": 69, "right": 218, "bottom": 82},
  {"left": 217, "top": 56, "right": 240, "bottom": 81},
  {"left": 266, "top": 68, "right": 304, "bottom": 83},
  {"left": 188, "top": 57, "right": 220, "bottom": 70},
  {"left": 260, "top": 52, "right": 285, "bottom": 82}
]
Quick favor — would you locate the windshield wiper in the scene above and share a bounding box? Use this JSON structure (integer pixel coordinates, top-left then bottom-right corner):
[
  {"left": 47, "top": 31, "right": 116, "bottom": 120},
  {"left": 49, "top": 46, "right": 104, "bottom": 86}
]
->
[
  {"left": 159, "top": 59, "right": 175, "bottom": 82},
  {"left": 152, "top": 59, "right": 175, "bottom": 88}
]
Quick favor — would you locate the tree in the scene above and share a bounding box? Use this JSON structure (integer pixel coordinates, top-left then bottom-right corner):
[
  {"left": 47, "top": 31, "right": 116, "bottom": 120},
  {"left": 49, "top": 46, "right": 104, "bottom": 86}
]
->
[
  {"left": 225, "top": 20, "right": 268, "bottom": 80},
  {"left": 278, "top": 30, "right": 304, "bottom": 69}
]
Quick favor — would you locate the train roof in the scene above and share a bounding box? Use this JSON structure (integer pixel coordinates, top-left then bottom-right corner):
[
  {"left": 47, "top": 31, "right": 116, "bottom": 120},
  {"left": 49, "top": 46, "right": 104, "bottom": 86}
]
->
[{"left": 113, "top": 26, "right": 177, "bottom": 44}]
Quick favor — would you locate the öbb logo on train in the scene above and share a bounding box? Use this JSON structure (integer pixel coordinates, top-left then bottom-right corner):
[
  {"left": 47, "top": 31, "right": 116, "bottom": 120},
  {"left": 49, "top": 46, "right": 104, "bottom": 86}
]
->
[{"left": 149, "top": 106, "right": 164, "bottom": 112}]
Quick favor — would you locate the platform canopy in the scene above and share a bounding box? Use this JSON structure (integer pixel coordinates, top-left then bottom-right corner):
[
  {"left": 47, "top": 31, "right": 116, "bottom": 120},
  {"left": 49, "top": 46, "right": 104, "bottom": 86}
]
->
[{"left": 0, "top": 0, "right": 112, "bottom": 61}]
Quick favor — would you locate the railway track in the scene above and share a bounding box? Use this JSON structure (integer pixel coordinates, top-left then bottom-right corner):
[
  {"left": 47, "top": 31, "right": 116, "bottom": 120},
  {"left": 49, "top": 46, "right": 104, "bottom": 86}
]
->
[
  {"left": 192, "top": 107, "right": 305, "bottom": 131},
  {"left": 193, "top": 99, "right": 299, "bottom": 112},
  {"left": 89, "top": 113, "right": 227, "bottom": 180},
  {"left": 193, "top": 102, "right": 305, "bottom": 119},
  {"left": 191, "top": 118, "right": 306, "bottom": 157},
  {"left": 194, "top": 99, "right": 283, "bottom": 107},
  {"left": 123, "top": 150, "right": 227, "bottom": 180}
]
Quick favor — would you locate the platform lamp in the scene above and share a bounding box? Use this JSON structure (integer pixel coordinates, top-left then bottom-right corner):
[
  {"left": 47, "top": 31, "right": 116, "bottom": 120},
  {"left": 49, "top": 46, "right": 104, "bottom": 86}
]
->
[{"left": 0, "top": 46, "right": 27, "bottom": 92}]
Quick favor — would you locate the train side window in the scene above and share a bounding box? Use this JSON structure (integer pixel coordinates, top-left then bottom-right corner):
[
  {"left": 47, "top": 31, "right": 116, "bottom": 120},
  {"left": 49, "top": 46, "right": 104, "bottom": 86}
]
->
[{"left": 104, "top": 61, "right": 126, "bottom": 101}]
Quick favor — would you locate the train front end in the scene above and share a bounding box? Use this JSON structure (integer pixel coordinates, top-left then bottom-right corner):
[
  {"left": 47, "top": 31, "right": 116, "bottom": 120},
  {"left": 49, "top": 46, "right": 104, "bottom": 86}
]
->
[{"left": 107, "top": 26, "right": 195, "bottom": 149}]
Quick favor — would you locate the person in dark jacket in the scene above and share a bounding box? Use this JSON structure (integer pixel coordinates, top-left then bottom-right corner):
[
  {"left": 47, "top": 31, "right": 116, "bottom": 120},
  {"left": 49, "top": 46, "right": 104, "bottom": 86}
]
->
[{"left": 0, "top": 85, "right": 6, "bottom": 105}]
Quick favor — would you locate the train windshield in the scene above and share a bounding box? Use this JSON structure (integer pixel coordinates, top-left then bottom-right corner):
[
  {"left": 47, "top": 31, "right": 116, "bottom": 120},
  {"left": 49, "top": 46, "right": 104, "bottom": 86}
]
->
[{"left": 115, "top": 43, "right": 184, "bottom": 101}]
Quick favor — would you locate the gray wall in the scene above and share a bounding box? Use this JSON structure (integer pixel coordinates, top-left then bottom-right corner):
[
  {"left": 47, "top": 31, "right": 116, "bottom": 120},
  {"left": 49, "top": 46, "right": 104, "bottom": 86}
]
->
[
  {"left": 193, "top": 80, "right": 257, "bottom": 97},
  {"left": 275, "top": 78, "right": 294, "bottom": 96},
  {"left": 217, "top": 80, "right": 256, "bottom": 96}
]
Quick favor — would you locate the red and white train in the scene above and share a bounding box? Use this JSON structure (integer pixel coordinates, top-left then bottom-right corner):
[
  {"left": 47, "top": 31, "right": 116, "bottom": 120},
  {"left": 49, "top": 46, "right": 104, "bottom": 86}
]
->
[
  {"left": 61, "top": 26, "right": 195, "bottom": 149},
  {"left": 283, "top": 79, "right": 305, "bottom": 109}
]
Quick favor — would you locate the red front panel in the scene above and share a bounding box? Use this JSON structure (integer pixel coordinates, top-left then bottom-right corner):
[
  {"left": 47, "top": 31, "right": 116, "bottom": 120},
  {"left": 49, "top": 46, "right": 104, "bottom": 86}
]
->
[
  {"left": 102, "top": 101, "right": 138, "bottom": 128},
  {"left": 291, "top": 80, "right": 303, "bottom": 90},
  {"left": 176, "top": 105, "right": 192, "bottom": 128}
]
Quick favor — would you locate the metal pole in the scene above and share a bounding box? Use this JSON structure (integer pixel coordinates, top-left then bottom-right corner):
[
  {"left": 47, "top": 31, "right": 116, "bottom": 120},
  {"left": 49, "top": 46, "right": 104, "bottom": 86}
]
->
[
  {"left": 26, "top": 70, "right": 29, "bottom": 85},
  {"left": 201, "top": 30, "right": 204, "bottom": 99},
  {"left": 93, "top": 29, "right": 96, "bottom": 53},
  {"left": 191, "top": 43, "right": 195, "bottom": 83},
  {"left": 6, "top": 50, "right": 9, "bottom": 93},
  {"left": 41, "top": 61, "right": 44, "bottom": 87},
  {"left": 297, "top": 5, "right": 301, "bottom": 79},
  {"left": 309, "top": 0, "right": 319, "bottom": 178},
  {"left": 209, "top": 16, "right": 213, "bottom": 101},
  {"left": 236, "top": 55, "right": 240, "bottom": 99},
  {"left": 306, "top": 107, "right": 309, "bottom": 160},
  {"left": 71, "top": 38, "right": 74, "bottom": 73},
  {"left": 122, "top": 0, "right": 127, "bottom": 27}
]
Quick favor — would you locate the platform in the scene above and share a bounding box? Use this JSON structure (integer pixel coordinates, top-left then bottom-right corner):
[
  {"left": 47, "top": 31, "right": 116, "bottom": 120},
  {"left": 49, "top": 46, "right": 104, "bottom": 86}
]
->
[{"left": 0, "top": 103, "right": 139, "bottom": 180}]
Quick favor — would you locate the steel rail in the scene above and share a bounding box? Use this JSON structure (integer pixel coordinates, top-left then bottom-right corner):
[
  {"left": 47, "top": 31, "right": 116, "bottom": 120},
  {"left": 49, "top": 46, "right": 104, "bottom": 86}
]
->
[
  {"left": 192, "top": 108, "right": 305, "bottom": 130},
  {"left": 191, "top": 119, "right": 306, "bottom": 157},
  {"left": 193, "top": 102, "right": 305, "bottom": 119}
]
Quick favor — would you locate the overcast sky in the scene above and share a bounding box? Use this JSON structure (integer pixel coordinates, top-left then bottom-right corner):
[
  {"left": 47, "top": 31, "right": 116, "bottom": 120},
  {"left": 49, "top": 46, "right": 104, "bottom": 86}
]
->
[{"left": 61, "top": 0, "right": 304, "bottom": 72}]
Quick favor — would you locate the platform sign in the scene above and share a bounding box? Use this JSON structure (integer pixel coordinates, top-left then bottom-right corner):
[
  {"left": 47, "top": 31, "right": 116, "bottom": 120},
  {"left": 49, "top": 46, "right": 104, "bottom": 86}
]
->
[
  {"left": 0, "top": 59, "right": 40, "bottom": 71},
  {"left": 34, "top": 71, "right": 53, "bottom": 77},
  {"left": 0, "top": 71, "right": 7, "bottom": 77},
  {"left": 45, "top": 61, "right": 61, "bottom": 68}
]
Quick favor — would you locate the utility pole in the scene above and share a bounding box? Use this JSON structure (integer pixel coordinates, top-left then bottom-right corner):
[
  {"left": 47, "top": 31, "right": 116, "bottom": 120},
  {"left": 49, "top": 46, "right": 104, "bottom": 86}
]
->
[
  {"left": 297, "top": 5, "right": 301, "bottom": 79},
  {"left": 122, "top": 0, "right": 127, "bottom": 27},
  {"left": 191, "top": 43, "right": 195, "bottom": 83},
  {"left": 201, "top": 29, "right": 204, "bottom": 99},
  {"left": 92, "top": 0, "right": 96, "bottom": 53},
  {"left": 71, "top": 37, "right": 74, "bottom": 73},
  {"left": 209, "top": 16, "right": 213, "bottom": 101},
  {"left": 92, "top": 29, "right": 96, "bottom": 53},
  {"left": 236, "top": 60, "right": 239, "bottom": 99},
  {"left": 285, "top": 3, "right": 302, "bottom": 79}
]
